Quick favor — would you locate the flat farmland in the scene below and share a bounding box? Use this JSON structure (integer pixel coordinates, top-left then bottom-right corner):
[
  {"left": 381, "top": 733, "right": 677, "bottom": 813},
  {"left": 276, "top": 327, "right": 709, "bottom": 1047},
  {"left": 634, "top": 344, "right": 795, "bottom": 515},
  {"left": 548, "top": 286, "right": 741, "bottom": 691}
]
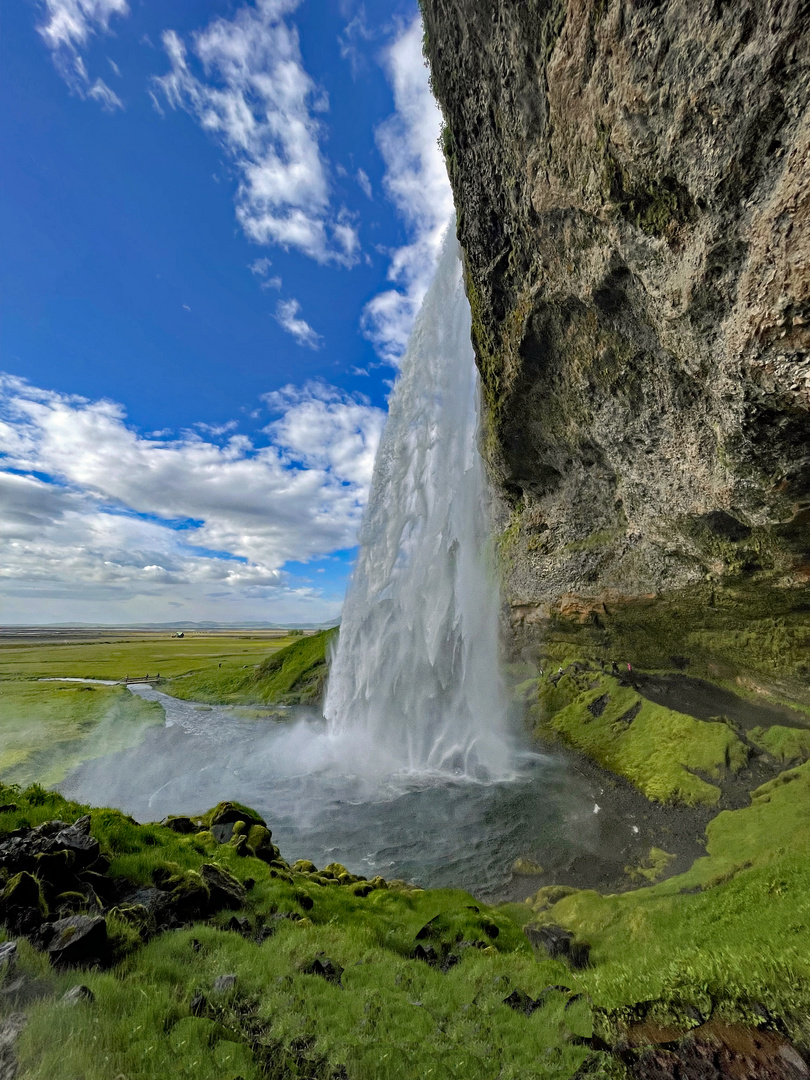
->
[{"left": 0, "top": 630, "right": 296, "bottom": 682}]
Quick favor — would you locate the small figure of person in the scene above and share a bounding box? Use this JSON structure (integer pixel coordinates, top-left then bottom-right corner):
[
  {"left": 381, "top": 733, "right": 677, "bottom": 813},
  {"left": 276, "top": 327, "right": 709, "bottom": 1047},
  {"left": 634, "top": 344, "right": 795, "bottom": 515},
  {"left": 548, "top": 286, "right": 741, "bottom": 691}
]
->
[{"left": 611, "top": 660, "right": 619, "bottom": 676}]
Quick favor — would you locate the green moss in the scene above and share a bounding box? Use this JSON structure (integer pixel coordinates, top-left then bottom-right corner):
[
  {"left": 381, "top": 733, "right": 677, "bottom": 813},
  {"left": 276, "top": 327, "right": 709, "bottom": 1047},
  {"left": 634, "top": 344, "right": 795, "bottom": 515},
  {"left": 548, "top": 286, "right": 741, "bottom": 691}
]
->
[
  {"left": 559, "top": 526, "right": 627, "bottom": 554},
  {"left": 1, "top": 870, "right": 48, "bottom": 918},
  {"left": 533, "top": 582, "right": 810, "bottom": 709},
  {"left": 535, "top": 762, "right": 810, "bottom": 1042},
  {"left": 625, "top": 847, "right": 676, "bottom": 885},
  {"left": 1, "top": 781, "right": 596, "bottom": 1080},
  {"left": 532, "top": 671, "right": 748, "bottom": 805},
  {"left": 200, "top": 801, "right": 266, "bottom": 829},
  {"left": 749, "top": 725, "right": 810, "bottom": 764}
]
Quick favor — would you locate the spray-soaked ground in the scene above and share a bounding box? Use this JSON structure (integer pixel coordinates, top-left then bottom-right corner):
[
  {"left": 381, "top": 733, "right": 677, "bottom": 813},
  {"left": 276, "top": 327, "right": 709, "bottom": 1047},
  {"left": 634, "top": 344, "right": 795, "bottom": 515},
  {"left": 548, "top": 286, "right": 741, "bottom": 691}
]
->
[{"left": 57, "top": 686, "right": 676, "bottom": 901}]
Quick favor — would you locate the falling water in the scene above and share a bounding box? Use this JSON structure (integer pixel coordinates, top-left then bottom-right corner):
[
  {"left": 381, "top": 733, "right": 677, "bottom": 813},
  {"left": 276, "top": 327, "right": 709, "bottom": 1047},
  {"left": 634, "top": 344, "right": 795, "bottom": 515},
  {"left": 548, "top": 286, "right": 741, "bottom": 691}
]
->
[{"left": 324, "top": 226, "right": 514, "bottom": 779}]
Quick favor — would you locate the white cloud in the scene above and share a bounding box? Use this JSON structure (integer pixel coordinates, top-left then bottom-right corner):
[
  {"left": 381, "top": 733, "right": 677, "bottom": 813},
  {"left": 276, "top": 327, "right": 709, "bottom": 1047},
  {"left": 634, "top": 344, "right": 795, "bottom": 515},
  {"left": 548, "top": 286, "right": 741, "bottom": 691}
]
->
[
  {"left": 0, "top": 374, "right": 384, "bottom": 622},
  {"left": 339, "top": 6, "right": 373, "bottom": 77},
  {"left": 37, "top": 0, "right": 128, "bottom": 109},
  {"left": 249, "top": 257, "right": 274, "bottom": 276},
  {"left": 154, "top": 1, "right": 359, "bottom": 266},
  {"left": 362, "top": 17, "right": 454, "bottom": 362},
  {"left": 249, "top": 257, "right": 282, "bottom": 290},
  {"left": 356, "top": 167, "right": 372, "bottom": 198},
  {"left": 274, "top": 298, "right": 322, "bottom": 349},
  {"left": 262, "top": 381, "right": 384, "bottom": 490}
]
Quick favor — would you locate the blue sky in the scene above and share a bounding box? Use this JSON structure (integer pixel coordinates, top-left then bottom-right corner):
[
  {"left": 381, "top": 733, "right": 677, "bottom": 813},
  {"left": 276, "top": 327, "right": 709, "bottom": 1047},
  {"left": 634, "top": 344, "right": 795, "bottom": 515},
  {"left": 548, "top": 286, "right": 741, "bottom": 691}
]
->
[{"left": 0, "top": 0, "right": 453, "bottom": 624}]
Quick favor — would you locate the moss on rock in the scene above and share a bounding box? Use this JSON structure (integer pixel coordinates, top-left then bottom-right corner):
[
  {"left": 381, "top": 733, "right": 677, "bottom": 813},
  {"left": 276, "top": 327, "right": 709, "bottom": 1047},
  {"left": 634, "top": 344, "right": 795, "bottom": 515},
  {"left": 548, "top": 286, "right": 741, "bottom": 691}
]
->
[{"left": 531, "top": 668, "right": 748, "bottom": 806}]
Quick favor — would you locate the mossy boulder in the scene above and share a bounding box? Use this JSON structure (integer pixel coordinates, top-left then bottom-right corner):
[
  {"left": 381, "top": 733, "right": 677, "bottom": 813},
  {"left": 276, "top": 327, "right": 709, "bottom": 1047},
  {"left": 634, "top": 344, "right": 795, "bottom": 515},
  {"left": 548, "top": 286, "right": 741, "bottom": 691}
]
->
[
  {"left": 199, "top": 864, "right": 246, "bottom": 911},
  {"left": 1, "top": 870, "right": 48, "bottom": 921},
  {"left": 244, "top": 824, "right": 278, "bottom": 863}
]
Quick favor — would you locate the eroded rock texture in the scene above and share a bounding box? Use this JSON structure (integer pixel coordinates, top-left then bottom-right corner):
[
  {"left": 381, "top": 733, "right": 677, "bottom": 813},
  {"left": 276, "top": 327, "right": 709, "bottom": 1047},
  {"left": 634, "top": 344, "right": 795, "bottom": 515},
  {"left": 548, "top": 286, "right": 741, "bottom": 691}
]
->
[{"left": 421, "top": 0, "right": 810, "bottom": 645}]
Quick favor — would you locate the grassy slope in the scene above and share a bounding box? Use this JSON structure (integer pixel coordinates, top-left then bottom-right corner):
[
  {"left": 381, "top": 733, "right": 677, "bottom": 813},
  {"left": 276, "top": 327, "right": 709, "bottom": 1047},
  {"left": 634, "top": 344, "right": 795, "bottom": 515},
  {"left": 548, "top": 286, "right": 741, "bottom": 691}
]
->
[
  {"left": 529, "top": 665, "right": 749, "bottom": 806},
  {"left": 165, "top": 629, "right": 337, "bottom": 706},
  {"left": 7, "top": 762, "right": 810, "bottom": 1077},
  {"left": 0, "top": 682, "right": 163, "bottom": 787},
  {"left": 528, "top": 762, "right": 810, "bottom": 1043},
  {"left": 1, "top": 784, "right": 594, "bottom": 1080}
]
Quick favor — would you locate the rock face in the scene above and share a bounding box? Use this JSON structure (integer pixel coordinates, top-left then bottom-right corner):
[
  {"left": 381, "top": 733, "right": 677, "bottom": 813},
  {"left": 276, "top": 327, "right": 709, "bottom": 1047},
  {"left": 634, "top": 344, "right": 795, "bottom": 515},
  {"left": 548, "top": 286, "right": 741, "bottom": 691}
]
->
[{"left": 421, "top": 0, "right": 810, "bottom": 663}]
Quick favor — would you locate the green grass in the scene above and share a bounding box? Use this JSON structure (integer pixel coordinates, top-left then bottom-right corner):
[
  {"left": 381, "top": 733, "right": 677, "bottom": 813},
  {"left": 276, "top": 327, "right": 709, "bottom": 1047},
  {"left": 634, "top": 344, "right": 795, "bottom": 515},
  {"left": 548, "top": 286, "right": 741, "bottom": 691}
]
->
[
  {"left": 5, "top": 760, "right": 810, "bottom": 1075},
  {"left": 165, "top": 629, "right": 337, "bottom": 706},
  {"left": 0, "top": 633, "right": 297, "bottom": 683},
  {"left": 0, "top": 633, "right": 331, "bottom": 789},
  {"left": 528, "top": 762, "right": 810, "bottom": 1042},
  {"left": 531, "top": 669, "right": 748, "bottom": 806},
  {"left": 0, "top": 681, "right": 163, "bottom": 786},
  {"left": 1, "top": 784, "right": 596, "bottom": 1080}
]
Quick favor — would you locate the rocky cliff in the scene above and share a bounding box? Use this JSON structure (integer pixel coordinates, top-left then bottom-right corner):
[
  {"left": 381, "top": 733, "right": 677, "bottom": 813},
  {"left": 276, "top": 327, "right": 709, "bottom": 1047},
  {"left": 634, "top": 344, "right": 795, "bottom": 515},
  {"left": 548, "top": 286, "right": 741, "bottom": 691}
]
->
[{"left": 421, "top": 0, "right": 810, "bottom": 690}]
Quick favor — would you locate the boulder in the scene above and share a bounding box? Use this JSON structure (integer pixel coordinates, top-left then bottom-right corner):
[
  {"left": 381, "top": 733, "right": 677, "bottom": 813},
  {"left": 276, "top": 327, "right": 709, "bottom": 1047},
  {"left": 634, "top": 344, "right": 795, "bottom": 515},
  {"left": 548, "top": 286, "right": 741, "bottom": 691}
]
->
[
  {"left": 524, "top": 923, "right": 591, "bottom": 969},
  {"left": 0, "top": 942, "right": 17, "bottom": 973},
  {"left": 225, "top": 916, "right": 251, "bottom": 937},
  {"left": 42, "top": 915, "right": 107, "bottom": 968},
  {"left": 52, "top": 822, "right": 99, "bottom": 870},
  {"left": 199, "top": 864, "right": 246, "bottom": 911},
  {"left": 503, "top": 988, "right": 539, "bottom": 1017},
  {"left": 205, "top": 802, "right": 266, "bottom": 829},
  {"left": 525, "top": 923, "right": 574, "bottom": 960},
  {"left": 212, "top": 974, "right": 238, "bottom": 994},
  {"left": 162, "top": 816, "right": 198, "bottom": 835},
  {"left": 291, "top": 859, "right": 318, "bottom": 874},
  {"left": 245, "top": 825, "right": 277, "bottom": 863},
  {"left": 61, "top": 984, "right": 95, "bottom": 1006},
  {"left": 0, "top": 872, "right": 49, "bottom": 933}
]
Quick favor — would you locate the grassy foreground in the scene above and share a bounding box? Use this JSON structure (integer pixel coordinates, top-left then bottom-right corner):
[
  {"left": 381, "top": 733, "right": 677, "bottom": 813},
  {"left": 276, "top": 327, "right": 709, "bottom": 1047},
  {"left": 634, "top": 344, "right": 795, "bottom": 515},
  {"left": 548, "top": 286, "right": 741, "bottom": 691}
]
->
[
  {"left": 0, "top": 784, "right": 595, "bottom": 1080},
  {"left": 4, "top": 760, "right": 810, "bottom": 1078}
]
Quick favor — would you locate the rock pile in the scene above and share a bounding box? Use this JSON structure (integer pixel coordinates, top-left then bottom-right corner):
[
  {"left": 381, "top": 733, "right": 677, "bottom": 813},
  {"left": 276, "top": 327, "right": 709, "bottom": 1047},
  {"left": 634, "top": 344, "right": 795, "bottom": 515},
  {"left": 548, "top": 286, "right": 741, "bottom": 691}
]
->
[{"left": 0, "top": 808, "right": 261, "bottom": 968}]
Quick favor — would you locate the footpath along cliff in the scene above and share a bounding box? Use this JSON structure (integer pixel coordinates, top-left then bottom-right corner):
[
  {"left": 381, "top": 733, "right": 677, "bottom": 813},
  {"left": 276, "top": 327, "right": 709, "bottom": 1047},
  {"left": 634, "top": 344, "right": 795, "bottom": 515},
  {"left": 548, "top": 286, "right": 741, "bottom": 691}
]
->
[{"left": 421, "top": 0, "right": 810, "bottom": 700}]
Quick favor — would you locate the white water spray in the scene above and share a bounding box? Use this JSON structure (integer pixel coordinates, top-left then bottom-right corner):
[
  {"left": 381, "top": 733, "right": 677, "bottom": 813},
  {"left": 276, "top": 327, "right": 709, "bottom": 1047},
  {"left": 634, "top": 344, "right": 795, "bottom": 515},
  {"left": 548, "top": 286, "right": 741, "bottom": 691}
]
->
[{"left": 325, "top": 227, "right": 514, "bottom": 779}]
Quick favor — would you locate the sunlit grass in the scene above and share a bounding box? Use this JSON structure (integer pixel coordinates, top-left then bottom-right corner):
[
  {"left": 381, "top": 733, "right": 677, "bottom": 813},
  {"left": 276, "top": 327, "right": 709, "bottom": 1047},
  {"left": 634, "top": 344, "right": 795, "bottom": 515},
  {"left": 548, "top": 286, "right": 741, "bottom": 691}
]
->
[
  {"left": 0, "top": 633, "right": 296, "bottom": 683},
  {"left": 0, "top": 681, "right": 163, "bottom": 786}
]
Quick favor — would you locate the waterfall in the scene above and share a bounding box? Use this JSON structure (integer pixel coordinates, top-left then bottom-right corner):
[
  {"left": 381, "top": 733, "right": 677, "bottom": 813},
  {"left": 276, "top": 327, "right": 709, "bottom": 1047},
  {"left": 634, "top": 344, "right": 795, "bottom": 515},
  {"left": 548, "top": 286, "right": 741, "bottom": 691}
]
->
[{"left": 324, "top": 226, "right": 514, "bottom": 780}]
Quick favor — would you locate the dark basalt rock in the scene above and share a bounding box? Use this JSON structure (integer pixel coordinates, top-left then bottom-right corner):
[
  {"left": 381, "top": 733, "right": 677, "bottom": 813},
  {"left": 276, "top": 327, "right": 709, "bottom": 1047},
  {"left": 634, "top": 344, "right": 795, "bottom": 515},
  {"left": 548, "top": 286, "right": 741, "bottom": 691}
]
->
[
  {"left": 524, "top": 923, "right": 591, "bottom": 969},
  {"left": 40, "top": 915, "right": 107, "bottom": 968},
  {"left": 61, "top": 984, "right": 95, "bottom": 1006},
  {"left": 199, "top": 863, "right": 247, "bottom": 911},
  {"left": 413, "top": 943, "right": 439, "bottom": 966},
  {"left": 161, "top": 815, "right": 198, "bottom": 834},
  {"left": 302, "top": 954, "right": 343, "bottom": 986},
  {"left": 503, "top": 988, "right": 539, "bottom": 1017},
  {"left": 212, "top": 974, "right": 238, "bottom": 994}
]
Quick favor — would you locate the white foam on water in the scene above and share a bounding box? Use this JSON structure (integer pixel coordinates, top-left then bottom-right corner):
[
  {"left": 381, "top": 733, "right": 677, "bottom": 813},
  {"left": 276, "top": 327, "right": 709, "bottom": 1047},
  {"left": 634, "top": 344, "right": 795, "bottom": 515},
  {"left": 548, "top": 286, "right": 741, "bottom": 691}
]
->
[{"left": 324, "top": 226, "right": 515, "bottom": 781}]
